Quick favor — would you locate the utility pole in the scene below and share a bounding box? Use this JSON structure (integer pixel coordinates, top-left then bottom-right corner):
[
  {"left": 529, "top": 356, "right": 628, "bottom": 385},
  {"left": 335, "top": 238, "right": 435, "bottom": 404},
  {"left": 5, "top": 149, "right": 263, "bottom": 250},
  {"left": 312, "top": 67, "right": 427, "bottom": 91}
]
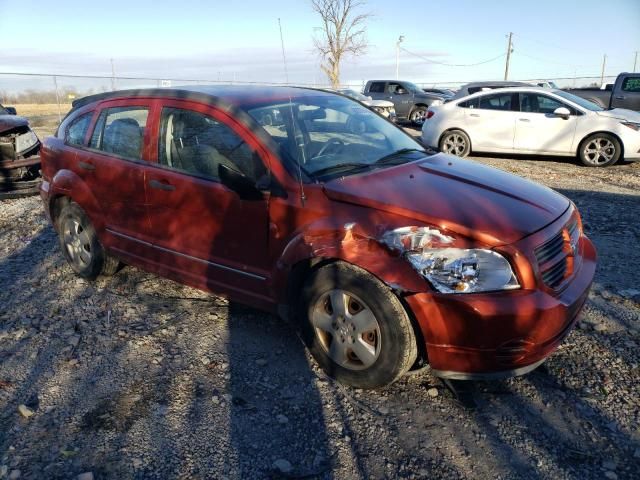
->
[
  {"left": 600, "top": 54, "right": 607, "bottom": 87},
  {"left": 634, "top": 51, "right": 638, "bottom": 72},
  {"left": 396, "top": 35, "right": 404, "bottom": 80},
  {"left": 503, "top": 32, "right": 513, "bottom": 81},
  {"left": 110, "top": 58, "right": 116, "bottom": 91}
]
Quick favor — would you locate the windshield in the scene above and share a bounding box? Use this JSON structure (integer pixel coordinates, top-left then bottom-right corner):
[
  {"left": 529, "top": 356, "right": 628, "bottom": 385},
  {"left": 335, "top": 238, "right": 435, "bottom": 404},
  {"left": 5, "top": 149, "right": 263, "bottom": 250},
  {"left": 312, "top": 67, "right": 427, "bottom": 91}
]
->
[
  {"left": 246, "top": 94, "right": 425, "bottom": 180},
  {"left": 553, "top": 90, "right": 604, "bottom": 111}
]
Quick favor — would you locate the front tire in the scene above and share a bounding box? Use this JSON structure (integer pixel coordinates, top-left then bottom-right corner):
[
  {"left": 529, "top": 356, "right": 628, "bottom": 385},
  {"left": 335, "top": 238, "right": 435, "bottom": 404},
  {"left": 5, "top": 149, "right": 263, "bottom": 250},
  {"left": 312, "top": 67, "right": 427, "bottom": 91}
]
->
[
  {"left": 439, "top": 129, "right": 471, "bottom": 157},
  {"left": 579, "top": 133, "right": 621, "bottom": 167},
  {"left": 300, "top": 262, "right": 417, "bottom": 389},
  {"left": 57, "top": 202, "right": 119, "bottom": 279}
]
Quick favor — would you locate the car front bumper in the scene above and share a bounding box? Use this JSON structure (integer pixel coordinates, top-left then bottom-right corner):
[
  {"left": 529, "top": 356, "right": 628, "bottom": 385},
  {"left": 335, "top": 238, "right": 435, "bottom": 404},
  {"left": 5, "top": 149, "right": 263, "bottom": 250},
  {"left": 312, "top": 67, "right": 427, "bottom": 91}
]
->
[{"left": 404, "top": 233, "right": 596, "bottom": 380}]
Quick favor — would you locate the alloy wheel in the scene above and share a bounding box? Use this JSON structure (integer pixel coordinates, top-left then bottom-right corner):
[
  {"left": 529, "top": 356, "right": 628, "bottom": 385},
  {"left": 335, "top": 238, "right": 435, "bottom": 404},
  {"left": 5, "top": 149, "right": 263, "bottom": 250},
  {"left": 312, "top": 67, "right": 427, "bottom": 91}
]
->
[
  {"left": 583, "top": 137, "right": 616, "bottom": 166},
  {"left": 311, "top": 289, "right": 381, "bottom": 371},
  {"left": 411, "top": 109, "right": 427, "bottom": 124},
  {"left": 442, "top": 133, "right": 467, "bottom": 156}
]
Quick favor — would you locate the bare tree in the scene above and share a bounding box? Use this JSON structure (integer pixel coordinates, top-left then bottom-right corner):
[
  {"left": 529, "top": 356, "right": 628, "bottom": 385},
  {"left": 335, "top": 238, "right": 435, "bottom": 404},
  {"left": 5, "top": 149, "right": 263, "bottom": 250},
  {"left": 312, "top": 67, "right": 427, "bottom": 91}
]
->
[{"left": 311, "top": 0, "right": 371, "bottom": 88}]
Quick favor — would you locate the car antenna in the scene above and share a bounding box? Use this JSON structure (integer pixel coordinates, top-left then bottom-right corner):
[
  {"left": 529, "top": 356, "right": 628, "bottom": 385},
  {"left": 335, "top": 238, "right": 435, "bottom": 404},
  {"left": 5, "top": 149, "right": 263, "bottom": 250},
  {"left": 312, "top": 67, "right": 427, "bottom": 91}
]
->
[{"left": 278, "top": 17, "right": 307, "bottom": 207}]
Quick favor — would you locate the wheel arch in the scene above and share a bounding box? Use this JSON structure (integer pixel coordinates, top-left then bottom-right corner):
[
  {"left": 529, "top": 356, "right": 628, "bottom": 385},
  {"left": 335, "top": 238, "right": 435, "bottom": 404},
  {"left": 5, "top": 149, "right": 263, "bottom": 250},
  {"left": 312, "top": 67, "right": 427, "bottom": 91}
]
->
[
  {"left": 285, "top": 256, "right": 429, "bottom": 369},
  {"left": 576, "top": 130, "right": 625, "bottom": 159}
]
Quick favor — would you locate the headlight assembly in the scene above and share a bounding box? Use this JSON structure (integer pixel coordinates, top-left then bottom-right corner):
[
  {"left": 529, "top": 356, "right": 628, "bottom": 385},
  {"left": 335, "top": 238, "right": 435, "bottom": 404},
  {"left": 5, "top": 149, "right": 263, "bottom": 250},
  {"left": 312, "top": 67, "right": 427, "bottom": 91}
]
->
[
  {"left": 621, "top": 121, "right": 640, "bottom": 131},
  {"left": 15, "top": 129, "right": 39, "bottom": 153},
  {"left": 407, "top": 248, "right": 520, "bottom": 293},
  {"left": 381, "top": 227, "right": 520, "bottom": 294}
]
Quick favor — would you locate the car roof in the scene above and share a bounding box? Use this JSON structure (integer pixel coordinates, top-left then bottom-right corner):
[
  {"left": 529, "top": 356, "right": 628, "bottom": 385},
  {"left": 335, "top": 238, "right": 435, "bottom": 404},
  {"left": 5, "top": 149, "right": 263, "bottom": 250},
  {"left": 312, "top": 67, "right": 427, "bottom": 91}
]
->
[
  {"left": 71, "top": 85, "right": 336, "bottom": 111},
  {"left": 448, "top": 86, "right": 572, "bottom": 103},
  {"left": 460, "top": 81, "right": 532, "bottom": 88}
]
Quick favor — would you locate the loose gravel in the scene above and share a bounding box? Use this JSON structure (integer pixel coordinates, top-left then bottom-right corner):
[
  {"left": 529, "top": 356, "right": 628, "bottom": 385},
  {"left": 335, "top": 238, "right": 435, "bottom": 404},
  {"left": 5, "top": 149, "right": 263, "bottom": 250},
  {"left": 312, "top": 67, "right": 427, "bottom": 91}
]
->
[{"left": 0, "top": 152, "right": 639, "bottom": 479}]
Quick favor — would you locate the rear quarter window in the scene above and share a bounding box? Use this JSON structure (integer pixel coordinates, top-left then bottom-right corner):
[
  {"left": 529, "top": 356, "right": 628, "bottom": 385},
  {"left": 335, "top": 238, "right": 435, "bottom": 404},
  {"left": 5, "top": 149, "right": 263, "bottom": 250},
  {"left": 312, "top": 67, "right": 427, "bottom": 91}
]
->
[{"left": 65, "top": 112, "right": 94, "bottom": 146}]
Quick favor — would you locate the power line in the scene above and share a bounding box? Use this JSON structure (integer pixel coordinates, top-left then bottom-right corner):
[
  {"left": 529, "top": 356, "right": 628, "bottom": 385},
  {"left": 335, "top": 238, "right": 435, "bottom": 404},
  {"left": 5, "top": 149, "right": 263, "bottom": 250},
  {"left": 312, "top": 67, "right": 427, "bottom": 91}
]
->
[{"left": 399, "top": 47, "right": 505, "bottom": 67}]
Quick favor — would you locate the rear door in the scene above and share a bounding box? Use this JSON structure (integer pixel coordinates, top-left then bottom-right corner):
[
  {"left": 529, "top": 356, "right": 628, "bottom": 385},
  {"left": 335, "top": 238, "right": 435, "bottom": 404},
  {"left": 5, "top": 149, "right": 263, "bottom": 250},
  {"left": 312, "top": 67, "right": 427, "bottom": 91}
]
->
[
  {"left": 611, "top": 76, "right": 640, "bottom": 111},
  {"left": 144, "top": 99, "right": 272, "bottom": 300},
  {"left": 514, "top": 93, "right": 578, "bottom": 154},
  {"left": 462, "top": 92, "right": 518, "bottom": 151},
  {"left": 75, "top": 99, "right": 154, "bottom": 256}
]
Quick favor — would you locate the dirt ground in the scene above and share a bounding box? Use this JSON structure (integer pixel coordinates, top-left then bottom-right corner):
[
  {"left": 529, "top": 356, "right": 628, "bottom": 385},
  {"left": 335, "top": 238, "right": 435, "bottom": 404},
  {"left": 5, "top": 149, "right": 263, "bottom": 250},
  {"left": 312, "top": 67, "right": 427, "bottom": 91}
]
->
[{"left": 0, "top": 119, "right": 639, "bottom": 479}]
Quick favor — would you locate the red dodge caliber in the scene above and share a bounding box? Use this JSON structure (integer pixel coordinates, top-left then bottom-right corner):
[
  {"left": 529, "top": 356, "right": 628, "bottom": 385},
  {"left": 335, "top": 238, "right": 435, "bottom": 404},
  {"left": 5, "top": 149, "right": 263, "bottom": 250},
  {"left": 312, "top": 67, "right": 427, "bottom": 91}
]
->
[{"left": 40, "top": 86, "right": 596, "bottom": 389}]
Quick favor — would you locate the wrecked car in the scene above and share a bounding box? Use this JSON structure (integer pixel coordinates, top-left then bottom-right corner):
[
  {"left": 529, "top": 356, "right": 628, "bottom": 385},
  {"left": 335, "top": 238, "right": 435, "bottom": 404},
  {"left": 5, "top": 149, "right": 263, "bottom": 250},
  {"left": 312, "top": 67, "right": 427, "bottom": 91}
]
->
[
  {"left": 0, "top": 103, "right": 41, "bottom": 198},
  {"left": 39, "top": 86, "right": 596, "bottom": 389}
]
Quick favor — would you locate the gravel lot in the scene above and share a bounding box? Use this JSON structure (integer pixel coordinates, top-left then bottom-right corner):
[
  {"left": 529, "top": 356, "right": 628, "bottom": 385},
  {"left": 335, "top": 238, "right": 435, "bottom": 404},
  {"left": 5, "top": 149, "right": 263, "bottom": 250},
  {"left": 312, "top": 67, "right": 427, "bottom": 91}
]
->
[{"left": 1, "top": 138, "right": 639, "bottom": 479}]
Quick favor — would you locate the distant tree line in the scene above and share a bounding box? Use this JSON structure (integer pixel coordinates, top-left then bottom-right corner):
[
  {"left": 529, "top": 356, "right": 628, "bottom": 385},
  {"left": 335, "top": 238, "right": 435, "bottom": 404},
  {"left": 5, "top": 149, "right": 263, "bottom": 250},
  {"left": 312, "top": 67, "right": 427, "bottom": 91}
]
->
[{"left": 0, "top": 86, "right": 110, "bottom": 104}]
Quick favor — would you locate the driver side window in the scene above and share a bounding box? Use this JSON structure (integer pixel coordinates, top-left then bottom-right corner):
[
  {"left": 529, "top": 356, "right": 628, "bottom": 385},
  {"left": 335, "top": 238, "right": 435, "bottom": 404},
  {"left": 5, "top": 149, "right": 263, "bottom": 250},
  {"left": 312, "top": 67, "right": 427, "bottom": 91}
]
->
[{"left": 158, "top": 107, "right": 267, "bottom": 181}]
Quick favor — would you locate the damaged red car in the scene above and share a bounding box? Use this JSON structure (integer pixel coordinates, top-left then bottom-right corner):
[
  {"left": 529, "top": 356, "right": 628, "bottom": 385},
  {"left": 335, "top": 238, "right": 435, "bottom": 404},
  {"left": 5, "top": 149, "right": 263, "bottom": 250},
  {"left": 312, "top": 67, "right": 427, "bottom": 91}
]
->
[
  {"left": 1, "top": 103, "right": 41, "bottom": 198},
  {"left": 39, "top": 86, "right": 596, "bottom": 389}
]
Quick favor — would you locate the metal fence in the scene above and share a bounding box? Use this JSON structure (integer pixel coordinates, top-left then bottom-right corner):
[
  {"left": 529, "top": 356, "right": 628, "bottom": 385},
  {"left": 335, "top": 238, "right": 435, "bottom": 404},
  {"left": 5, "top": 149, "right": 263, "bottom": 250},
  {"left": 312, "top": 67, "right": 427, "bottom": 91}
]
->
[{"left": 0, "top": 71, "right": 621, "bottom": 117}]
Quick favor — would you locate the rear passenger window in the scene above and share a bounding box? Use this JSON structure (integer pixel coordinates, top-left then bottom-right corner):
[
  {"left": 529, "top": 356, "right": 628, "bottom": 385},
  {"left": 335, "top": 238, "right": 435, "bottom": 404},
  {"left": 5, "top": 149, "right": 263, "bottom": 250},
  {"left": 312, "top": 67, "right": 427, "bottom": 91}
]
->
[
  {"left": 89, "top": 107, "right": 148, "bottom": 160},
  {"left": 65, "top": 112, "right": 93, "bottom": 146},
  {"left": 158, "top": 107, "right": 267, "bottom": 182},
  {"left": 478, "top": 93, "right": 514, "bottom": 111},
  {"left": 369, "top": 82, "right": 385, "bottom": 93}
]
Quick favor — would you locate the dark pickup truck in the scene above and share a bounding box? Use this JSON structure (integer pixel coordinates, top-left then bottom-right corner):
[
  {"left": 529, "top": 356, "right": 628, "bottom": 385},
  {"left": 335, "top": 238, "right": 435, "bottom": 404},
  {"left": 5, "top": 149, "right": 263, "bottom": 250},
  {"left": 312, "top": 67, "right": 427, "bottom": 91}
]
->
[
  {"left": 363, "top": 80, "right": 444, "bottom": 126},
  {"left": 564, "top": 73, "right": 640, "bottom": 111}
]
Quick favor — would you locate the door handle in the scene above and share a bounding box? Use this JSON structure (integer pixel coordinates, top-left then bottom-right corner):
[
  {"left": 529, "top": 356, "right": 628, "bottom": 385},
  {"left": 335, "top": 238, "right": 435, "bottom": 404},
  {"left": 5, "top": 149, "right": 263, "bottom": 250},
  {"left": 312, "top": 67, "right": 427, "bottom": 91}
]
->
[
  {"left": 78, "top": 161, "right": 95, "bottom": 171},
  {"left": 614, "top": 96, "right": 625, "bottom": 100},
  {"left": 469, "top": 113, "right": 480, "bottom": 117},
  {"left": 518, "top": 118, "right": 531, "bottom": 122},
  {"left": 149, "top": 179, "right": 175, "bottom": 191}
]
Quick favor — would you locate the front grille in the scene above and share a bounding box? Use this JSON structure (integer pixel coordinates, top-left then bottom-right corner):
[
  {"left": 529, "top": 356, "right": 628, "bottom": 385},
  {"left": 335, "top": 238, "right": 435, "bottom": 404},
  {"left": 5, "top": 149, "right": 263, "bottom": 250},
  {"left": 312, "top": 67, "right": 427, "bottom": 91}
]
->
[
  {"left": 535, "top": 218, "right": 579, "bottom": 289},
  {"left": 541, "top": 256, "right": 568, "bottom": 288}
]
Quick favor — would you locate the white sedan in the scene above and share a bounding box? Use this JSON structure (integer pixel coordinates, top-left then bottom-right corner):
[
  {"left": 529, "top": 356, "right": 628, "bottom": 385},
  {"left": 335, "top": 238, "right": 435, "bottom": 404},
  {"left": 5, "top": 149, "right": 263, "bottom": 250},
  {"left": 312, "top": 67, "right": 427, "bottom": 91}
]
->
[{"left": 421, "top": 87, "right": 640, "bottom": 167}]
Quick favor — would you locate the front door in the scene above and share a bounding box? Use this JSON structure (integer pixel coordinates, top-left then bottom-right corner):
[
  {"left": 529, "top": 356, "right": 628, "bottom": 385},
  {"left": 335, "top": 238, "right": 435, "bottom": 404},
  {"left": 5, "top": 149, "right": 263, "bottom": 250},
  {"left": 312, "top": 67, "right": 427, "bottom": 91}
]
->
[
  {"left": 514, "top": 93, "right": 578, "bottom": 153},
  {"left": 144, "top": 100, "right": 271, "bottom": 300}
]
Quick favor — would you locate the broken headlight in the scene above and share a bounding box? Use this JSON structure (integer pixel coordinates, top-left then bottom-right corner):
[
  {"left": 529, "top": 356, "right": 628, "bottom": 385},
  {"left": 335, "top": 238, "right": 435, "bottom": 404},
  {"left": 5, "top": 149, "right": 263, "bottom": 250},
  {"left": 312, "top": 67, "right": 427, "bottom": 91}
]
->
[
  {"left": 15, "top": 129, "right": 38, "bottom": 154},
  {"left": 407, "top": 248, "right": 520, "bottom": 293}
]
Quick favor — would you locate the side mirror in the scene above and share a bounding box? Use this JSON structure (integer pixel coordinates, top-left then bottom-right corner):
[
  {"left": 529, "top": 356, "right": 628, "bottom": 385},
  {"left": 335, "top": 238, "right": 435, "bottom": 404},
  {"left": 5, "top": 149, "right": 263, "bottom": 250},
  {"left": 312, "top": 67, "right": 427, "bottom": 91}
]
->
[
  {"left": 219, "top": 164, "right": 263, "bottom": 200},
  {"left": 553, "top": 107, "right": 571, "bottom": 119},
  {"left": 5, "top": 106, "right": 17, "bottom": 115}
]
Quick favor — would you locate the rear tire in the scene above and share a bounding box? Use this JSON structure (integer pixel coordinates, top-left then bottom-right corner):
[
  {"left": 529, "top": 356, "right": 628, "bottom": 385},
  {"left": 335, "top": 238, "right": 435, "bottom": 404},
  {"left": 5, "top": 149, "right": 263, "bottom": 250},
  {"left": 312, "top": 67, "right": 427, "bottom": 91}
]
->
[
  {"left": 57, "top": 202, "right": 120, "bottom": 279},
  {"left": 578, "top": 133, "right": 621, "bottom": 167},
  {"left": 299, "top": 262, "right": 417, "bottom": 389},
  {"left": 439, "top": 129, "right": 471, "bottom": 157}
]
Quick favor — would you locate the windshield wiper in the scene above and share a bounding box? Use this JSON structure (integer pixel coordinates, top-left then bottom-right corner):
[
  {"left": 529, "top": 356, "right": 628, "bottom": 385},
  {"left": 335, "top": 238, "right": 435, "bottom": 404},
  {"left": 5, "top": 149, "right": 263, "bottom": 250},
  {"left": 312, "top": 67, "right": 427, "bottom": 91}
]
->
[
  {"left": 310, "top": 162, "right": 373, "bottom": 178},
  {"left": 374, "top": 148, "right": 427, "bottom": 165}
]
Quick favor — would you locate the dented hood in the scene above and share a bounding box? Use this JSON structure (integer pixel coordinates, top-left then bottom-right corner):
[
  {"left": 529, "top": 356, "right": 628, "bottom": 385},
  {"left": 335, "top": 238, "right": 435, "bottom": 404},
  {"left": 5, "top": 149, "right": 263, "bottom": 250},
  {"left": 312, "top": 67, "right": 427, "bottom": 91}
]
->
[
  {"left": 0, "top": 115, "right": 29, "bottom": 133},
  {"left": 595, "top": 108, "right": 640, "bottom": 122},
  {"left": 322, "top": 154, "right": 570, "bottom": 246}
]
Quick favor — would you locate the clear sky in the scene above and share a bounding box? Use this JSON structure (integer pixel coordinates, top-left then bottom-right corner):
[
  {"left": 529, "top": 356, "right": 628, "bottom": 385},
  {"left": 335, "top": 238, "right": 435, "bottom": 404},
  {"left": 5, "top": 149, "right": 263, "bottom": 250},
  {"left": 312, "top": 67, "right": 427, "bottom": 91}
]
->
[{"left": 1, "top": 0, "right": 639, "bottom": 92}]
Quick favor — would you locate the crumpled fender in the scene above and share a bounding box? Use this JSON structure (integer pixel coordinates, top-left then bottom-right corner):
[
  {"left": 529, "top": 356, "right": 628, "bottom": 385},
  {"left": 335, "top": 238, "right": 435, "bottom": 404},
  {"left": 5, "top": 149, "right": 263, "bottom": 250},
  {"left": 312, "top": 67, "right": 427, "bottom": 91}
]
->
[
  {"left": 271, "top": 217, "right": 428, "bottom": 302},
  {"left": 50, "top": 169, "right": 105, "bottom": 232}
]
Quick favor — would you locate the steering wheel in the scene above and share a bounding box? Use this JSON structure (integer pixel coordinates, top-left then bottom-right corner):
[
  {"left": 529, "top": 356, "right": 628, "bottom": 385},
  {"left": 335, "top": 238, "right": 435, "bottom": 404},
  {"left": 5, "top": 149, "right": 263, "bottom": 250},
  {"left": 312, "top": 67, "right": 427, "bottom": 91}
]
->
[{"left": 316, "top": 138, "right": 345, "bottom": 157}]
